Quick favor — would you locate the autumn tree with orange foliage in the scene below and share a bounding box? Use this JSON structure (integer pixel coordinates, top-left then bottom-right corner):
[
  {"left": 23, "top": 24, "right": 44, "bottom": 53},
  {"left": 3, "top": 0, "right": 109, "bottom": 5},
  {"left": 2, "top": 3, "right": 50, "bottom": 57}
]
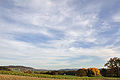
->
[
  {"left": 87, "top": 68, "right": 101, "bottom": 77},
  {"left": 76, "top": 68, "right": 101, "bottom": 77}
]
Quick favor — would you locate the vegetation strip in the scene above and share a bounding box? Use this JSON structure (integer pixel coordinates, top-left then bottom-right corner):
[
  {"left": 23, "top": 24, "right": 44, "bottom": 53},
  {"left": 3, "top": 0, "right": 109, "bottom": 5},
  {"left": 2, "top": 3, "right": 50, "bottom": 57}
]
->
[{"left": 0, "top": 71, "right": 119, "bottom": 80}]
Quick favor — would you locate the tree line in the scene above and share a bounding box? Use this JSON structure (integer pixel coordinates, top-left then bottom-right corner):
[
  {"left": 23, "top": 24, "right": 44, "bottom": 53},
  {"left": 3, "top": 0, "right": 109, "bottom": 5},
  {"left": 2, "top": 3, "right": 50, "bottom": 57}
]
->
[
  {"left": 45, "top": 68, "right": 101, "bottom": 77},
  {"left": 0, "top": 57, "right": 120, "bottom": 77},
  {"left": 44, "top": 57, "right": 120, "bottom": 77}
]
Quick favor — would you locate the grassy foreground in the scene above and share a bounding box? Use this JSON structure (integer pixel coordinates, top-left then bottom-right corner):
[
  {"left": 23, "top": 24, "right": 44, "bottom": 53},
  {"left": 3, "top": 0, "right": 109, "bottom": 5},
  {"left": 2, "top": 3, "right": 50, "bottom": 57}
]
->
[
  {"left": 0, "top": 74, "right": 62, "bottom": 80},
  {"left": 0, "top": 71, "right": 119, "bottom": 80}
]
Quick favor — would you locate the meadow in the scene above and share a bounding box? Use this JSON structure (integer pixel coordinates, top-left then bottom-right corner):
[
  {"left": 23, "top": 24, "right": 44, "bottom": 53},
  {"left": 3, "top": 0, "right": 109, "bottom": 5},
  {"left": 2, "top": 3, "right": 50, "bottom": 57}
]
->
[{"left": 0, "top": 70, "right": 120, "bottom": 80}]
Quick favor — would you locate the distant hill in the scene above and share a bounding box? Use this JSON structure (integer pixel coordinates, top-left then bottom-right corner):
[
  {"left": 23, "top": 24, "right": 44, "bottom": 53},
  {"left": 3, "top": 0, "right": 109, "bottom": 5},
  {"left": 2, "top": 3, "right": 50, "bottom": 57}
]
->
[
  {"left": 0, "top": 65, "right": 79, "bottom": 72},
  {"left": 0, "top": 66, "right": 35, "bottom": 71},
  {"left": 58, "top": 69, "right": 78, "bottom": 71}
]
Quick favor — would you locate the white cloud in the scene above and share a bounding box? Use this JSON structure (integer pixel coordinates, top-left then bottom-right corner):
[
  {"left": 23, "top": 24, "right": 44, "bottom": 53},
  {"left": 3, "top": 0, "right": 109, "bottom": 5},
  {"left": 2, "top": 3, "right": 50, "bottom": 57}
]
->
[
  {"left": 112, "top": 12, "right": 120, "bottom": 22},
  {"left": 69, "top": 46, "right": 120, "bottom": 59},
  {"left": 0, "top": 0, "right": 120, "bottom": 69}
]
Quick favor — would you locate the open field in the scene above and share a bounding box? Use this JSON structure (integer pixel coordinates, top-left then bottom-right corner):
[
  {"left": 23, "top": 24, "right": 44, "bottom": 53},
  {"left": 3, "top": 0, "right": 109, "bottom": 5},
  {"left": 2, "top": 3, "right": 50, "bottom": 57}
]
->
[
  {"left": 0, "top": 74, "right": 67, "bottom": 80},
  {"left": 0, "top": 71, "right": 120, "bottom": 80},
  {"left": 0, "top": 74, "right": 119, "bottom": 80}
]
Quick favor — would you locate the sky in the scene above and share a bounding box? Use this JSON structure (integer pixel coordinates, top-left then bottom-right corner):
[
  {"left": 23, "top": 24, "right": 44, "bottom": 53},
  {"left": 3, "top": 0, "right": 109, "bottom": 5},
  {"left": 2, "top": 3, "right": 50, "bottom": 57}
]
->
[{"left": 0, "top": 0, "right": 120, "bottom": 70}]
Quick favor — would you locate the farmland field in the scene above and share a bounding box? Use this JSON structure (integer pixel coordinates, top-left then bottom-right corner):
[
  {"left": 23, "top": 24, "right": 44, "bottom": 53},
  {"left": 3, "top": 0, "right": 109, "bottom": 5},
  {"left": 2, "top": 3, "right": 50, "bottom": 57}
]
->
[
  {"left": 0, "top": 74, "right": 67, "bottom": 80},
  {"left": 0, "top": 74, "right": 119, "bottom": 80},
  {"left": 0, "top": 71, "right": 120, "bottom": 80}
]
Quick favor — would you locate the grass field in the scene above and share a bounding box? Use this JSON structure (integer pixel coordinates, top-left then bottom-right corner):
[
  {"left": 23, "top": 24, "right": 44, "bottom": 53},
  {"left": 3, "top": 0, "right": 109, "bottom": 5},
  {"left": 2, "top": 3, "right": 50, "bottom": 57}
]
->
[
  {"left": 0, "top": 71, "right": 119, "bottom": 80},
  {"left": 0, "top": 74, "right": 67, "bottom": 80}
]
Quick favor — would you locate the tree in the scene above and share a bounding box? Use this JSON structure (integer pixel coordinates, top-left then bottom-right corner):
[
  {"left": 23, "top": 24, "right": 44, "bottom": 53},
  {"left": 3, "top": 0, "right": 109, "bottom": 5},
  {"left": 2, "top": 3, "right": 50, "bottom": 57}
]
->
[
  {"left": 0, "top": 67, "right": 11, "bottom": 71},
  {"left": 51, "top": 71, "right": 59, "bottom": 75},
  {"left": 104, "top": 57, "right": 120, "bottom": 77},
  {"left": 65, "top": 71, "right": 76, "bottom": 76},
  {"left": 87, "top": 68, "right": 101, "bottom": 77},
  {"left": 100, "top": 68, "right": 107, "bottom": 77},
  {"left": 76, "top": 68, "right": 87, "bottom": 76}
]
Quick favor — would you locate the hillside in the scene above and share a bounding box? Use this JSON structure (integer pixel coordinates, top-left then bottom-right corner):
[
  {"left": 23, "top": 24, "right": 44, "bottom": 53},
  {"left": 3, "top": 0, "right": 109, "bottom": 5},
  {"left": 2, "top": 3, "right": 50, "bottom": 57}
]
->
[{"left": 0, "top": 66, "right": 35, "bottom": 71}]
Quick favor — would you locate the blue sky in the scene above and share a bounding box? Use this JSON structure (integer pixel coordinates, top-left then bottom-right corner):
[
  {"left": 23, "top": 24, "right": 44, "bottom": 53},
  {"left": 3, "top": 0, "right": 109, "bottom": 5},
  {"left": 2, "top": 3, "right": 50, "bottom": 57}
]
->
[{"left": 0, "top": 0, "right": 120, "bottom": 69}]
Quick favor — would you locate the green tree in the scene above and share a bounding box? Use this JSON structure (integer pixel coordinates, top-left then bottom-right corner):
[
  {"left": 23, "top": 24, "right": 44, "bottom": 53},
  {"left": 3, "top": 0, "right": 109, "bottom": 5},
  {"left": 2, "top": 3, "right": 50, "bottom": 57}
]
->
[
  {"left": 104, "top": 57, "right": 120, "bottom": 77},
  {"left": 76, "top": 68, "right": 87, "bottom": 76}
]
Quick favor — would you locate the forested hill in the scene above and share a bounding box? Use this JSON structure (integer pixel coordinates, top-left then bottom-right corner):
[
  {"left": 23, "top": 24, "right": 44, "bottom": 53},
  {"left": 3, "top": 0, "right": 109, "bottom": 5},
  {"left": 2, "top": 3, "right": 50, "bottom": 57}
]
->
[{"left": 0, "top": 66, "right": 35, "bottom": 71}]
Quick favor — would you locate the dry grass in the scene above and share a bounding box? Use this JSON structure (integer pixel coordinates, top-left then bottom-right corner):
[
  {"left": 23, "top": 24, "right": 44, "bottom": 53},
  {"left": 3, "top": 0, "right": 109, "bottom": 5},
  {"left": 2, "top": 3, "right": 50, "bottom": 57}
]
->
[
  {"left": 0, "top": 74, "right": 119, "bottom": 80},
  {"left": 0, "top": 74, "right": 68, "bottom": 80},
  {"left": 0, "top": 71, "right": 119, "bottom": 80}
]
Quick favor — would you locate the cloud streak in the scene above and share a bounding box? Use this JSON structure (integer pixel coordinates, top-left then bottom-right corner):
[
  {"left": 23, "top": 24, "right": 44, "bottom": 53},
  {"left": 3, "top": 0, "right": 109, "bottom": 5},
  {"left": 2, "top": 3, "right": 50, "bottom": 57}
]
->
[{"left": 0, "top": 0, "right": 120, "bottom": 69}]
